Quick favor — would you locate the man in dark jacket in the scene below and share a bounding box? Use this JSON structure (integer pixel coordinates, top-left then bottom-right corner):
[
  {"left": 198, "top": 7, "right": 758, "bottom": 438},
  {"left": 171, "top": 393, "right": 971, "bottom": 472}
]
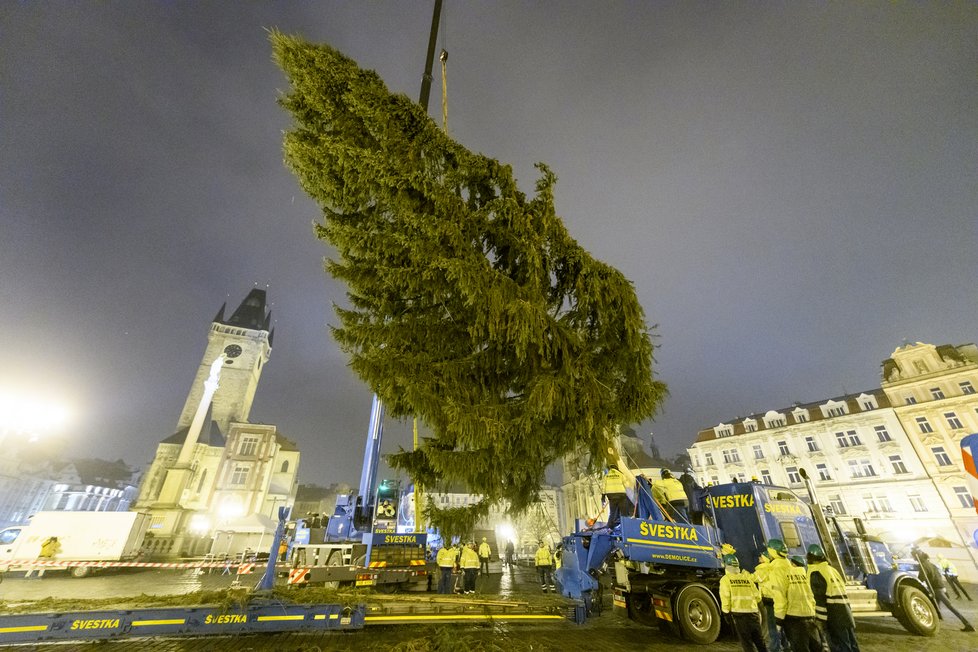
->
[{"left": 917, "top": 550, "right": 974, "bottom": 632}]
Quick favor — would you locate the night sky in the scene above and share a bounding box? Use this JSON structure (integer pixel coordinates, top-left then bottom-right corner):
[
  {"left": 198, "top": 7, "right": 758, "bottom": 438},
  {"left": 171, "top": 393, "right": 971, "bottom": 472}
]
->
[{"left": 3, "top": 3, "right": 976, "bottom": 486}]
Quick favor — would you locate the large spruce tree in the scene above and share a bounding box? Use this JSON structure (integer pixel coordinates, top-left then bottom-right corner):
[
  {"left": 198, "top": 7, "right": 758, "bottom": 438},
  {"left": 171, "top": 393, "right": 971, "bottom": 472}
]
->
[{"left": 272, "top": 33, "right": 667, "bottom": 526}]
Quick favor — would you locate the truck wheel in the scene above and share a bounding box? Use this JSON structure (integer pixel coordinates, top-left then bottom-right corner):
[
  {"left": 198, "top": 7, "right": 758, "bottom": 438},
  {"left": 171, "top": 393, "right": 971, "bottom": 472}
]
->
[
  {"left": 322, "top": 551, "right": 344, "bottom": 589},
  {"left": 70, "top": 566, "right": 91, "bottom": 578},
  {"left": 674, "top": 585, "right": 720, "bottom": 644},
  {"left": 895, "top": 584, "right": 939, "bottom": 637}
]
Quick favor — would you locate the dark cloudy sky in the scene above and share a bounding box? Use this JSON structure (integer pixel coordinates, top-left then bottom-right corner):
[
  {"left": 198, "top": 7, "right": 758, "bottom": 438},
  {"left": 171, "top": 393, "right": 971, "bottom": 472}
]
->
[{"left": 3, "top": 2, "right": 975, "bottom": 486}]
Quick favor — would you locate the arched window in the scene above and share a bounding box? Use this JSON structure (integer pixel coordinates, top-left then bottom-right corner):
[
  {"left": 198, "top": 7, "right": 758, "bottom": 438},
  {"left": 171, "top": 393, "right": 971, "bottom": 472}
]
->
[{"left": 280, "top": 460, "right": 289, "bottom": 473}]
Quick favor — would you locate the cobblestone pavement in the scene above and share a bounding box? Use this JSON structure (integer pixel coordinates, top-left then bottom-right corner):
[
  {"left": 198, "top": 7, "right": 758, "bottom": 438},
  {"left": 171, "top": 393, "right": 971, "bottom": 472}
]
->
[{"left": 2, "top": 570, "right": 976, "bottom": 651}]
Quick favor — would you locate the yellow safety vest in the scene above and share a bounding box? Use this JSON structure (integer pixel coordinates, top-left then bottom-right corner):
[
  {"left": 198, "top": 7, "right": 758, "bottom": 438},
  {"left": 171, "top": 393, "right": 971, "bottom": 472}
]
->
[
  {"left": 603, "top": 469, "right": 626, "bottom": 494},
  {"left": 808, "top": 561, "right": 849, "bottom": 621},
  {"left": 436, "top": 546, "right": 456, "bottom": 568},
  {"left": 479, "top": 542, "right": 491, "bottom": 558},
  {"left": 720, "top": 571, "right": 762, "bottom": 614},
  {"left": 770, "top": 557, "right": 816, "bottom": 619},
  {"left": 535, "top": 547, "right": 553, "bottom": 567},
  {"left": 754, "top": 559, "right": 775, "bottom": 600},
  {"left": 460, "top": 547, "right": 480, "bottom": 569}
]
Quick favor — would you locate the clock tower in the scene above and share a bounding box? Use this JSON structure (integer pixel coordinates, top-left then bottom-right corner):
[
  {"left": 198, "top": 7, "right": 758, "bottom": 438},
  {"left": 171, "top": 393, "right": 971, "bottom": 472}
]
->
[{"left": 176, "top": 288, "right": 273, "bottom": 434}]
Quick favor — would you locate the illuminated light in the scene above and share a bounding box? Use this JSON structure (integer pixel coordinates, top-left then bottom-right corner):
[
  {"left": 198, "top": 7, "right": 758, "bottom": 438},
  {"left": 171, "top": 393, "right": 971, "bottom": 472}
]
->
[
  {"left": 498, "top": 523, "right": 516, "bottom": 543},
  {"left": 0, "top": 388, "right": 72, "bottom": 435},
  {"left": 188, "top": 514, "right": 212, "bottom": 535}
]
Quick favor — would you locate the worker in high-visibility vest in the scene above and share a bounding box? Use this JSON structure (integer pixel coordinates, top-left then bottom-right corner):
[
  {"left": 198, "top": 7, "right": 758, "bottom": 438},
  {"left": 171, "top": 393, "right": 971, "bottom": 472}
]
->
[
  {"left": 937, "top": 554, "right": 972, "bottom": 601},
  {"left": 602, "top": 464, "right": 634, "bottom": 529},
  {"left": 436, "top": 543, "right": 457, "bottom": 594},
  {"left": 807, "top": 544, "right": 858, "bottom": 652},
  {"left": 535, "top": 541, "right": 555, "bottom": 593},
  {"left": 478, "top": 537, "right": 492, "bottom": 576},
  {"left": 459, "top": 541, "right": 480, "bottom": 594},
  {"left": 767, "top": 539, "right": 822, "bottom": 652},
  {"left": 652, "top": 469, "right": 689, "bottom": 521},
  {"left": 754, "top": 549, "right": 782, "bottom": 652},
  {"left": 719, "top": 552, "right": 766, "bottom": 652}
]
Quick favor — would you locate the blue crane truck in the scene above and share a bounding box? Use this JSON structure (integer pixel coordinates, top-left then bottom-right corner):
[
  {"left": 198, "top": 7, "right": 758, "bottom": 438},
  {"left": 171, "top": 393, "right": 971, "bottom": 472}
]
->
[
  {"left": 288, "top": 397, "right": 429, "bottom": 592},
  {"left": 559, "top": 469, "right": 939, "bottom": 644}
]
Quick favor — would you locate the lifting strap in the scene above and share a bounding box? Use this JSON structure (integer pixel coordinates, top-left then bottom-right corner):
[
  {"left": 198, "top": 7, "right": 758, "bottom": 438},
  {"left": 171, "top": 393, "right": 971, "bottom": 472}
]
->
[{"left": 440, "top": 49, "right": 449, "bottom": 134}]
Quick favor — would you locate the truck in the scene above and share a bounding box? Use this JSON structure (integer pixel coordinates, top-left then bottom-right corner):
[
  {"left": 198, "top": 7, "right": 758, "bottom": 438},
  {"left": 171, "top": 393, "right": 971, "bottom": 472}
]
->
[
  {"left": 288, "top": 396, "right": 429, "bottom": 592},
  {"left": 0, "top": 511, "right": 150, "bottom": 578},
  {"left": 558, "top": 468, "right": 939, "bottom": 644}
]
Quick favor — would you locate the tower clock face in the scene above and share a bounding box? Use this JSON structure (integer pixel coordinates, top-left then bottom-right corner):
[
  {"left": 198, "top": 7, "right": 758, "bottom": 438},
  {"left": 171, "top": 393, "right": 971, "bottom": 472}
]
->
[{"left": 224, "top": 344, "right": 243, "bottom": 359}]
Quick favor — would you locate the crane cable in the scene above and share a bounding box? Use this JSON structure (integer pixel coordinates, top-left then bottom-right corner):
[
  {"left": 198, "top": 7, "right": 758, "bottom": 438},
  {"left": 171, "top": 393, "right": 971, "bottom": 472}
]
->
[{"left": 440, "top": 49, "right": 449, "bottom": 134}]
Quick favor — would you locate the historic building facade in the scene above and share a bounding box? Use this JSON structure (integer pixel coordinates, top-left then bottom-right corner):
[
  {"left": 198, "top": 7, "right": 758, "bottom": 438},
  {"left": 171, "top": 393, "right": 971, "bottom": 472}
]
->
[
  {"left": 880, "top": 342, "right": 978, "bottom": 557},
  {"left": 688, "top": 341, "right": 978, "bottom": 577},
  {"left": 135, "top": 289, "right": 299, "bottom": 557}
]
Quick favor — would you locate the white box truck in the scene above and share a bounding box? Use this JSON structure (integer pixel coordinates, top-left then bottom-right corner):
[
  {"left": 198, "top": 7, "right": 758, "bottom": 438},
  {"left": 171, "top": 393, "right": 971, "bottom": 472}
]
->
[{"left": 0, "top": 511, "right": 150, "bottom": 577}]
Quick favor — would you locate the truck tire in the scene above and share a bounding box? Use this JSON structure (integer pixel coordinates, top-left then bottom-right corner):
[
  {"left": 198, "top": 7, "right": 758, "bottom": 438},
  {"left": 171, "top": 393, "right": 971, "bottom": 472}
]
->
[
  {"left": 894, "top": 584, "right": 939, "bottom": 637},
  {"left": 674, "top": 585, "right": 721, "bottom": 644},
  {"left": 70, "top": 566, "right": 91, "bottom": 578}
]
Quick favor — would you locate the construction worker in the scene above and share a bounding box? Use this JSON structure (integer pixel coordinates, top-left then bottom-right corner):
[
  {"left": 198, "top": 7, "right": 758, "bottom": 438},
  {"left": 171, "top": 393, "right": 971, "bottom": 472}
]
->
[
  {"left": 719, "top": 551, "right": 767, "bottom": 652},
  {"left": 535, "top": 540, "right": 554, "bottom": 593},
  {"left": 459, "top": 541, "right": 480, "bottom": 594},
  {"left": 478, "top": 537, "right": 492, "bottom": 575},
  {"left": 25, "top": 536, "right": 60, "bottom": 579},
  {"left": 602, "top": 464, "right": 633, "bottom": 529},
  {"left": 937, "top": 554, "right": 972, "bottom": 601},
  {"left": 767, "top": 539, "right": 823, "bottom": 651},
  {"left": 436, "top": 542, "right": 457, "bottom": 594},
  {"left": 652, "top": 469, "right": 689, "bottom": 521},
  {"left": 755, "top": 549, "right": 782, "bottom": 652},
  {"left": 917, "top": 550, "right": 975, "bottom": 631},
  {"left": 807, "top": 544, "right": 858, "bottom": 652}
]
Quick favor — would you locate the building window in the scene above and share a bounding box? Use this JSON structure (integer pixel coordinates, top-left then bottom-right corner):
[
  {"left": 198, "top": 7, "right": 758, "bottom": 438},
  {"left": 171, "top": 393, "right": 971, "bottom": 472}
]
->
[
  {"left": 909, "top": 494, "right": 927, "bottom": 512},
  {"left": 905, "top": 396, "right": 917, "bottom": 405},
  {"left": 239, "top": 436, "right": 259, "bottom": 456},
  {"left": 805, "top": 436, "right": 819, "bottom": 452},
  {"left": 874, "top": 425, "right": 892, "bottom": 442},
  {"left": 752, "top": 444, "right": 764, "bottom": 460},
  {"left": 916, "top": 417, "right": 933, "bottom": 434},
  {"left": 717, "top": 426, "right": 733, "bottom": 438},
  {"left": 745, "top": 423, "right": 757, "bottom": 433},
  {"left": 835, "top": 430, "right": 861, "bottom": 448},
  {"left": 230, "top": 465, "right": 249, "bottom": 486},
  {"left": 710, "top": 475, "right": 720, "bottom": 485},
  {"left": 932, "top": 447, "right": 952, "bottom": 466},
  {"left": 828, "top": 495, "right": 847, "bottom": 515},
  {"left": 778, "top": 441, "right": 790, "bottom": 456},
  {"left": 760, "top": 470, "right": 773, "bottom": 485},
  {"left": 913, "top": 360, "right": 929, "bottom": 374},
  {"left": 930, "top": 387, "right": 945, "bottom": 400},
  {"left": 960, "top": 380, "right": 976, "bottom": 395},
  {"left": 861, "top": 399, "right": 876, "bottom": 410},
  {"left": 945, "top": 412, "right": 964, "bottom": 430},
  {"left": 848, "top": 459, "right": 876, "bottom": 478},
  {"left": 786, "top": 467, "right": 802, "bottom": 484},
  {"left": 954, "top": 486, "right": 974, "bottom": 509},
  {"left": 816, "top": 463, "right": 831, "bottom": 481},
  {"left": 795, "top": 412, "right": 808, "bottom": 423},
  {"left": 280, "top": 460, "right": 289, "bottom": 473},
  {"left": 767, "top": 417, "right": 786, "bottom": 428},
  {"left": 704, "top": 452, "right": 714, "bottom": 466},
  {"left": 722, "top": 449, "right": 742, "bottom": 464},
  {"left": 889, "top": 455, "right": 908, "bottom": 474},
  {"left": 877, "top": 496, "right": 894, "bottom": 512},
  {"left": 828, "top": 406, "right": 847, "bottom": 417}
]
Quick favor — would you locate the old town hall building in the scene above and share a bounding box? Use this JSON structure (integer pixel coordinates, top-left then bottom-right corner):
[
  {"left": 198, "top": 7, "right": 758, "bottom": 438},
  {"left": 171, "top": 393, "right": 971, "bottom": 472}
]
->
[{"left": 136, "top": 289, "right": 299, "bottom": 557}]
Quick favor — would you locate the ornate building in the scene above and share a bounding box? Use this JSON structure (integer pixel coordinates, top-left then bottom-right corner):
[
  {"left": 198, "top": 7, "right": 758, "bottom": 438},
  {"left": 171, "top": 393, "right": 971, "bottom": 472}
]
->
[
  {"left": 688, "top": 341, "right": 978, "bottom": 579},
  {"left": 136, "top": 289, "right": 299, "bottom": 558},
  {"left": 880, "top": 342, "right": 978, "bottom": 564}
]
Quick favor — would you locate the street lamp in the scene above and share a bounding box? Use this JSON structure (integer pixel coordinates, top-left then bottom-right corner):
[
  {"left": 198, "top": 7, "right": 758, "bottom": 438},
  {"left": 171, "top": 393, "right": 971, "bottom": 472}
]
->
[{"left": 0, "top": 388, "right": 71, "bottom": 444}]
